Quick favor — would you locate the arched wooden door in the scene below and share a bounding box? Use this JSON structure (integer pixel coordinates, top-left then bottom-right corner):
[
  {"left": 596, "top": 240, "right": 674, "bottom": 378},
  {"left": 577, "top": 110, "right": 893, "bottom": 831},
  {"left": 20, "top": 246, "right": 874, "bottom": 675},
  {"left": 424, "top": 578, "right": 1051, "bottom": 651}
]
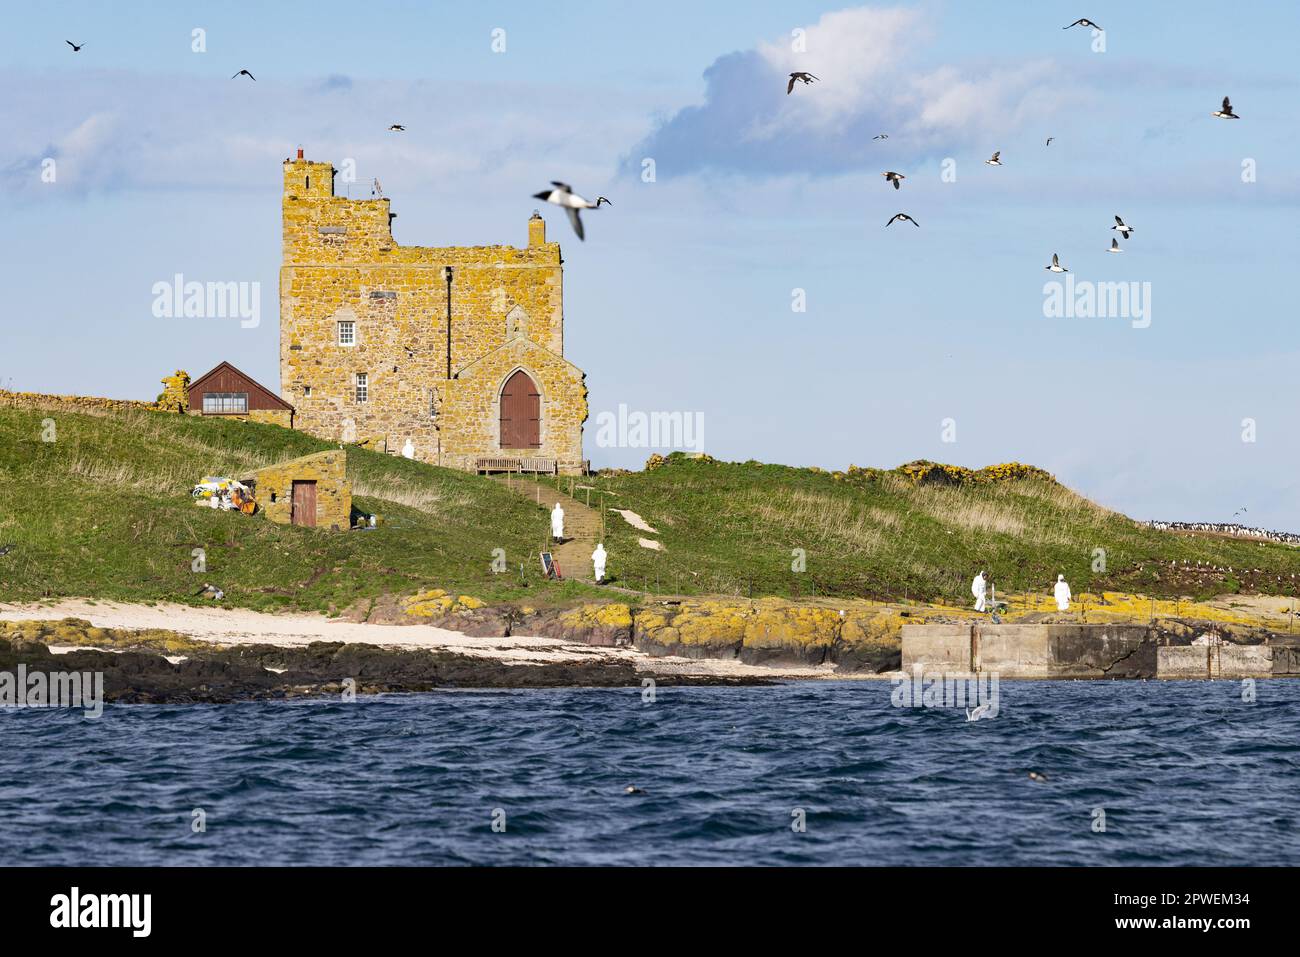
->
[{"left": 500, "top": 370, "right": 541, "bottom": 449}]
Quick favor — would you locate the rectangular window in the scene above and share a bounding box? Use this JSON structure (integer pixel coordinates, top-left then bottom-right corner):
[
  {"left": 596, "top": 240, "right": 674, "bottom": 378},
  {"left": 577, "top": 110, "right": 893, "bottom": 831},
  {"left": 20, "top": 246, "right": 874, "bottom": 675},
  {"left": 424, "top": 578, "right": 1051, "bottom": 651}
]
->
[
  {"left": 338, "top": 321, "right": 355, "bottom": 346},
  {"left": 355, "top": 373, "right": 368, "bottom": 403},
  {"left": 202, "top": 392, "right": 248, "bottom": 414}
]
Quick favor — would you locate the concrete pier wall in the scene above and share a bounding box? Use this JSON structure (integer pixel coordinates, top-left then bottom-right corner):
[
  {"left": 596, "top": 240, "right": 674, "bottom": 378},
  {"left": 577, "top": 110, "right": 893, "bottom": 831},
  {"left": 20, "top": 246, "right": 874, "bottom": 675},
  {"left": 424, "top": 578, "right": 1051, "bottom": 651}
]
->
[{"left": 896, "top": 623, "right": 1283, "bottom": 679}]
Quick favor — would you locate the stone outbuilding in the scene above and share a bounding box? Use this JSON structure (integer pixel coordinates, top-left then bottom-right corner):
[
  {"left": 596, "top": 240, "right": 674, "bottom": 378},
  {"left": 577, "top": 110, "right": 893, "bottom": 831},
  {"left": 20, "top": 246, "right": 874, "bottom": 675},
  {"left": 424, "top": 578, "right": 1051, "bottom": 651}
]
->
[{"left": 247, "top": 450, "right": 351, "bottom": 530}]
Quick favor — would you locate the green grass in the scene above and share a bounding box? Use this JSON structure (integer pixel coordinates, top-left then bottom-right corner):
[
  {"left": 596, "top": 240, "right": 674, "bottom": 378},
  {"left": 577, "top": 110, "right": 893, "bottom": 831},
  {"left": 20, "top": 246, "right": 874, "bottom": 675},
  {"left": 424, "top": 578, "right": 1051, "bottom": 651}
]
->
[
  {"left": 0, "top": 405, "right": 603, "bottom": 613},
  {"left": 551, "top": 454, "right": 1300, "bottom": 603},
  {"left": 3, "top": 407, "right": 1298, "bottom": 614}
]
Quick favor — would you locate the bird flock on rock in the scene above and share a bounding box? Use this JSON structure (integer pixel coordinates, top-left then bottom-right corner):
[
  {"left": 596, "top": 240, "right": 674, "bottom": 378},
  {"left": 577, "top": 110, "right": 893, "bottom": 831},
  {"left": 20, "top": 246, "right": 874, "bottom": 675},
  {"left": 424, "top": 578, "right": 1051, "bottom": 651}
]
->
[{"left": 1147, "top": 521, "right": 1300, "bottom": 546}]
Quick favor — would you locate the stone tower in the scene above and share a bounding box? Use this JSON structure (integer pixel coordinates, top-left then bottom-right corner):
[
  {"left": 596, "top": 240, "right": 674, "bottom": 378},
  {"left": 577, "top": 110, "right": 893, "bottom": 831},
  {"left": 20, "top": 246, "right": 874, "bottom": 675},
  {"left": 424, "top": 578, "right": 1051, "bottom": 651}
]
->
[{"left": 279, "top": 152, "right": 588, "bottom": 472}]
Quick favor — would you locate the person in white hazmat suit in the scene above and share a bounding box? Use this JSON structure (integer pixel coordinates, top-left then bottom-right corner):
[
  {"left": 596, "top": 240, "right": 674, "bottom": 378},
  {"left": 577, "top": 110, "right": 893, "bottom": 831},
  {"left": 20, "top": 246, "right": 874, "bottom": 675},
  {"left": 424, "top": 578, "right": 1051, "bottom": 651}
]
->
[
  {"left": 1054, "top": 574, "right": 1072, "bottom": 612},
  {"left": 972, "top": 570, "right": 988, "bottom": 612},
  {"left": 551, "top": 502, "right": 565, "bottom": 542},
  {"left": 592, "top": 543, "right": 607, "bottom": 583}
]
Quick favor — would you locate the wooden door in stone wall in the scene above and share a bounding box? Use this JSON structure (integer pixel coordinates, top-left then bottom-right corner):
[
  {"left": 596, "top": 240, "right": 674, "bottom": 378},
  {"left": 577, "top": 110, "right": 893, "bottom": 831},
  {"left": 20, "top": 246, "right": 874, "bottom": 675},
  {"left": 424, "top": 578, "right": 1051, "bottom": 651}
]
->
[
  {"left": 500, "top": 370, "right": 541, "bottom": 449},
  {"left": 291, "top": 480, "right": 318, "bottom": 527}
]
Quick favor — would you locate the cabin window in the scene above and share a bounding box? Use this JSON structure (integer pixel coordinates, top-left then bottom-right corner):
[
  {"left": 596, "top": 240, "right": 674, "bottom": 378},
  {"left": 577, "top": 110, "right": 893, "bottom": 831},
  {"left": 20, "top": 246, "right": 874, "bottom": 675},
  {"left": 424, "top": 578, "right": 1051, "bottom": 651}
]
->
[
  {"left": 355, "top": 373, "right": 368, "bottom": 403},
  {"left": 202, "top": 392, "right": 248, "bottom": 414},
  {"left": 338, "top": 320, "right": 355, "bottom": 346}
]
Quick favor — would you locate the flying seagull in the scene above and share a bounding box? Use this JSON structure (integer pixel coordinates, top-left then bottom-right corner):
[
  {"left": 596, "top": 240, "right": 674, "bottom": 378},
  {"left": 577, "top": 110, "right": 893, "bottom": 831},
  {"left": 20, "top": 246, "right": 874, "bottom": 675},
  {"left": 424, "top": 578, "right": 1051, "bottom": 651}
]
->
[
  {"left": 1063, "top": 18, "right": 1102, "bottom": 30},
  {"left": 65, "top": 41, "right": 85, "bottom": 52},
  {"left": 985, "top": 151, "right": 1002, "bottom": 166},
  {"left": 532, "top": 182, "right": 611, "bottom": 241},
  {"left": 388, "top": 123, "right": 406, "bottom": 132},
  {"left": 1112, "top": 215, "right": 1135, "bottom": 239},
  {"left": 195, "top": 583, "right": 225, "bottom": 601},
  {"left": 1045, "top": 136, "right": 1055, "bottom": 146},
  {"left": 882, "top": 171, "right": 905, "bottom": 190},
  {"left": 1108, "top": 238, "right": 1123, "bottom": 253},
  {"left": 966, "top": 702, "right": 995, "bottom": 722},
  {"left": 1045, "top": 253, "right": 1068, "bottom": 273},
  {"left": 787, "top": 72, "right": 818, "bottom": 94},
  {"left": 873, "top": 133, "right": 889, "bottom": 140},
  {"left": 1212, "top": 96, "right": 1239, "bottom": 119},
  {"left": 231, "top": 69, "right": 256, "bottom": 81},
  {"left": 885, "top": 212, "right": 919, "bottom": 228}
]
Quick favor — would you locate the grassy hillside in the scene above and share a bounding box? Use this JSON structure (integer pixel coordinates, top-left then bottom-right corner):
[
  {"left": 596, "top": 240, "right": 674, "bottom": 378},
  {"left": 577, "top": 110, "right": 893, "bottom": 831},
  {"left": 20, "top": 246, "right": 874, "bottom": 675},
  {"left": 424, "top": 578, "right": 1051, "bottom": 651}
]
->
[
  {"left": 558, "top": 454, "right": 1300, "bottom": 603},
  {"left": 2, "top": 407, "right": 1297, "bottom": 615},
  {"left": 0, "top": 405, "right": 597, "bottom": 613}
]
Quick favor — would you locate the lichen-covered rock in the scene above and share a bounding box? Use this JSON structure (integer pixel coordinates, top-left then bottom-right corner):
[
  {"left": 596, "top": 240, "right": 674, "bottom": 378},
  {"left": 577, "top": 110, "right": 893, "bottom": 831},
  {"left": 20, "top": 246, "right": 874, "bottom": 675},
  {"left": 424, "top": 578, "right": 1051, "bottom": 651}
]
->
[
  {"left": 740, "top": 601, "right": 840, "bottom": 666},
  {"left": 633, "top": 601, "right": 750, "bottom": 659},
  {"left": 403, "top": 589, "right": 485, "bottom": 618},
  {"left": 837, "top": 609, "right": 905, "bottom": 673}
]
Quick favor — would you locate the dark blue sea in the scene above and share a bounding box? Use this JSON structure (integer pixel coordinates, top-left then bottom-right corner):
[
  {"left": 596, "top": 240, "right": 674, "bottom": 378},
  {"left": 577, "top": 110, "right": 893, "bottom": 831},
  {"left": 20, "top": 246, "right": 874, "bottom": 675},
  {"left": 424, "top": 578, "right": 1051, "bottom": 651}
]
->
[{"left": 2, "top": 681, "right": 1297, "bottom": 866}]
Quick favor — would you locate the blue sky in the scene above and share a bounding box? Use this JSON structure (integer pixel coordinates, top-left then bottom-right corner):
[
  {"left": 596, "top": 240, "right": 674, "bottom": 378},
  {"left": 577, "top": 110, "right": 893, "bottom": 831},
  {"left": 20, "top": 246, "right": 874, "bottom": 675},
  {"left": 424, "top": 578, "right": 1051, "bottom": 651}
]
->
[{"left": 3, "top": 1, "right": 1298, "bottom": 528}]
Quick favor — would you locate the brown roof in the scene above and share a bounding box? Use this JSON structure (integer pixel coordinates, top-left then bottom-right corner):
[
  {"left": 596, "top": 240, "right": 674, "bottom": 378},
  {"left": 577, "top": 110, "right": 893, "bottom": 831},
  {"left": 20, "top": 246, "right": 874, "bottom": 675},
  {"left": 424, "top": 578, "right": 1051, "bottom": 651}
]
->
[{"left": 188, "top": 361, "right": 294, "bottom": 412}]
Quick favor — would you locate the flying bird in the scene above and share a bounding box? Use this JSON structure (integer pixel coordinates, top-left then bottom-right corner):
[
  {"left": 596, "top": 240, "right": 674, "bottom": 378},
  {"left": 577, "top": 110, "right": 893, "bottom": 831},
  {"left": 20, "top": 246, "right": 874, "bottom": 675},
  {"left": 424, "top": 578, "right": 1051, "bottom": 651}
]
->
[
  {"left": 1212, "top": 96, "right": 1239, "bottom": 119},
  {"left": 1063, "top": 18, "right": 1102, "bottom": 30},
  {"left": 882, "top": 171, "right": 905, "bottom": 190},
  {"left": 231, "top": 69, "right": 256, "bottom": 81},
  {"left": 388, "top": 124, "right": 406, "bottom": 132},
  {"left": 1045, "top": 137, "right": 1055, "bottom": 146},
  {"left": 1045, "top": 253, "right": 1068, "bottom": 273},
  {"left": 786, "top": 72, "right": 818, "bottom": 94},
  {"left": 65, "top": 41, "right": 85, "bottom": 52},
  {"left": 195, "top": 583, "right": 225, "bottom": 601},
  {"left": 532, "top": 182, "right": 611, "bottom": 241},
  {"left": 1108, "top": 238, "right": 1123, "bottom": 253},
  {"left": 966, "top": 702, "right": 995, "bottom": 722},
  {"left": 985, "top": 151, "right": 1002, "bottom": 166},
  {"left": 885, "top": 213, "right": 919, "bottom": 228},
  {"left": 1112, "top": 215, "right": 1135, "bottom": 239},
  {"left": 873, "top": 133, "right": 889, "bottom": 140}
]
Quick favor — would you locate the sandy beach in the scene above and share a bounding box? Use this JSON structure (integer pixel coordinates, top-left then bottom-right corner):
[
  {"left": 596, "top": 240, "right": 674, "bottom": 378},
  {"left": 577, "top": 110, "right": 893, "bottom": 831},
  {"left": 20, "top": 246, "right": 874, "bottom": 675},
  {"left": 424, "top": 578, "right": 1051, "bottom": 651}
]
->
[{"left": 0, "top": 599, "right": 843, "bottom": 680}]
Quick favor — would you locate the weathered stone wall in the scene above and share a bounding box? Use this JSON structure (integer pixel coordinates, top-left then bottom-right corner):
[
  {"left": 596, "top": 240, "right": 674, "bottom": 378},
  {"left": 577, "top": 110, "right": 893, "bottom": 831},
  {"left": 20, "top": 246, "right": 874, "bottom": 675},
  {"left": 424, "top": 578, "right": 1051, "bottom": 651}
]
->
[
  {"left": 157, "top": 371, "right": 190, "bottom": 413},
  {"left": 280, "top": 156, "right": 585, "bottom": 472},
  {"left": 186, "top": 408, "right": 293, "bottom": 429},
  {"left": 0, "top": 390, "right": 158, "bottom": 416},
  {"left": 248, "top": 449, "right": 351, "bottom": 531}
]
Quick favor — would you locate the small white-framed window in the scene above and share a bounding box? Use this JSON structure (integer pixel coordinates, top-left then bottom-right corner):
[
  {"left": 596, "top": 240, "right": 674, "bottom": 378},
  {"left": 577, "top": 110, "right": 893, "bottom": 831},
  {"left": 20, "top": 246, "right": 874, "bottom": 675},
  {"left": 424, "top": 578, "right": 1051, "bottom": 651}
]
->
[
  {"left": 355, "top": 372, "right": 368, "bottom": 403},
  {"left": 338, "top": 320, "right": 356, "bottom": 346}
]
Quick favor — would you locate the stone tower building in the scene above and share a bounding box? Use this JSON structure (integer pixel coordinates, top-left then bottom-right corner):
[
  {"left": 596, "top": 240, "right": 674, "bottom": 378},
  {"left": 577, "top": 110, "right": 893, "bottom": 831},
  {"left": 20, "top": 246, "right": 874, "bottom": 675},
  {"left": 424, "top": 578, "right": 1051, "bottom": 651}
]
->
[{"left": 279, "top": 152, "right": 588, "bottom": 473}]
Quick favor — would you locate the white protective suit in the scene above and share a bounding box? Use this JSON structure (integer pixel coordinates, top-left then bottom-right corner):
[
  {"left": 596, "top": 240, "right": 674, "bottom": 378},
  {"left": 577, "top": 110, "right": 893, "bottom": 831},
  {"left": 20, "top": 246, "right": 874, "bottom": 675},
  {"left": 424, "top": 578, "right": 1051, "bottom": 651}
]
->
[
  {"left": 551, "top": 503, "right": 565, "bottom": 541},
  {"left": 972, "top": 572, "right": 988, "bottom": 612},
  {"left": 592, "top": 544, "right": 607, "bottom": 582},
  {"left": 1054, "top": 574, "right": 1072, "bottom": 612},
  {"left": 401, "top": 439, "right": 415, "bottom": 459}
]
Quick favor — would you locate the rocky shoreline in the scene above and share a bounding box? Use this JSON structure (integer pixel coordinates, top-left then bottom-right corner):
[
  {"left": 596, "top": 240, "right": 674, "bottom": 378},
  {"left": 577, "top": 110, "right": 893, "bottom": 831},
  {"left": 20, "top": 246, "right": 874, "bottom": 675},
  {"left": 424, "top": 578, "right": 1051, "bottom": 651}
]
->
[
  {"left": 0, "top": 626, "right": 772, "bottom": 705},
  {"left": 381, "top": 591, "right": 906, "bottom": 673}
]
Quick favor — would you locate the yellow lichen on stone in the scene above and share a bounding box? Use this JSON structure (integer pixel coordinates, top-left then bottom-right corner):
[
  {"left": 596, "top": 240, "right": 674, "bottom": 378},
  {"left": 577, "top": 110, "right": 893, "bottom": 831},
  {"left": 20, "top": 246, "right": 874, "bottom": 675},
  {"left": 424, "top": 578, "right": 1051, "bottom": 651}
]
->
[{"left": 403, "top": 589, "right": 485, "bottom": 617}]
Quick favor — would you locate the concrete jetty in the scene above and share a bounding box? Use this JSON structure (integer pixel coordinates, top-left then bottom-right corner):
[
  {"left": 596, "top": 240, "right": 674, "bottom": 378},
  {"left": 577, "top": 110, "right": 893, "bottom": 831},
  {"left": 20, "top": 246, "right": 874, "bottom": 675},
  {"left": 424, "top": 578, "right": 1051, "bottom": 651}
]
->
[{"left": 901, "top": 623, "right": 1300, "bottom": 679}]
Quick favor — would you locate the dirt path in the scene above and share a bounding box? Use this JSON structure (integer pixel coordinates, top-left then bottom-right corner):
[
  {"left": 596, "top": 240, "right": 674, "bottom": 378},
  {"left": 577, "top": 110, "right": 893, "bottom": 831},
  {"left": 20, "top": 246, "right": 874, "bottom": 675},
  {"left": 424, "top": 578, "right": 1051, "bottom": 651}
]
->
[{"left": 494, "top": 476, "right": 602, "bottom": 580}]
